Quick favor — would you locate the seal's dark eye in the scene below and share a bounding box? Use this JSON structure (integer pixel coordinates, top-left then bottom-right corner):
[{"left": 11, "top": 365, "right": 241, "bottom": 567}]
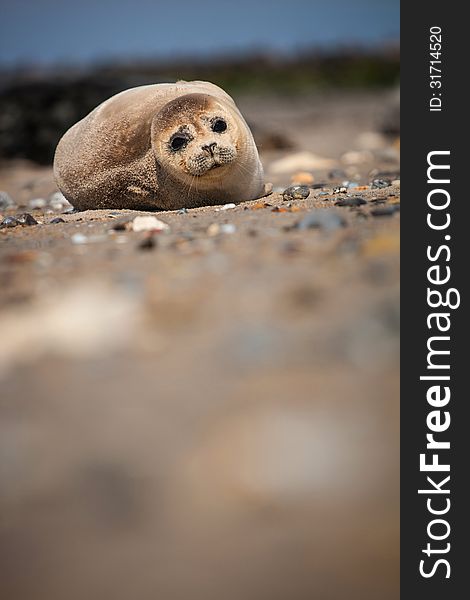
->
[
  {"left": 170, "top": 135, "right": 188, "bottom": 151},
  {"left": 212, "top": 119, "right": 227, "bottom": 133}
]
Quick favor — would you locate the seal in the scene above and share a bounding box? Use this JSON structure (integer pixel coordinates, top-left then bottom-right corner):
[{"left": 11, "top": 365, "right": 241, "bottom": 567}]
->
[{"left": 53, "top": 81, "right": 265, "bottom": 211}]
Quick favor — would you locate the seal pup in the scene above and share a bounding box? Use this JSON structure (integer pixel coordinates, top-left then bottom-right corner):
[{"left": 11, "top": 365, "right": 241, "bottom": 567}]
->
[{"left": 53, "top": 81, "right": 265, "bottom": 211}]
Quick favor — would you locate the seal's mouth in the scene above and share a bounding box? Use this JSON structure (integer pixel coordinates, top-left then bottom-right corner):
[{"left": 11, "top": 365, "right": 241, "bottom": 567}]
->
[
  {"left": 186, "top": 147, "right": 237, "bottom": 177},
  {"left": 189, "top": 158, "right": 230, "bottom": 177}
]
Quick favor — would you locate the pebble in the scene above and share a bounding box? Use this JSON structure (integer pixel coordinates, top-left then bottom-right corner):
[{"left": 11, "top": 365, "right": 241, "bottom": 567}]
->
[
  {"left": 333, "top": 186, "right": 348, "bottom": 194},
  {"left": 335, "top": 196, "right": 367, "bottom": 207},
  {"left": 137, "top": 235, "right": 157, "bottom": 250},
  {"left": 371, "top": 179, "right": 391, "bottom": 189},
  {"left": 295, "top": 210, "right": 346, "bottom": 231},
  {"left": 251, "top": 201, "right": 270, "bottom": 210},
  {"left": 216, "top": 203, "right": 236, "bottom": 211},
  {"left": 0, "top": 191, "right": 15, "bottom": 209},
  {"left": 49, "top": 191, "right": 72, "bottom": 211},
  {"left": 0, "top": 213, "right": 38, "bottom": 228},
  {"left": 282, "top": 185, "right": 310, "bottom": 201},
  {"left": 16, "top": 213, "right": 38, "bottom": 226},
  {"left": 207, "top": 223, "right": 221, "bottom": 236},
  {"left": 371, "top": 206, "right": 400, "bottom": 217},
  {"left": 0, "top": 216, "right": 20, "bottom": 228},
  {"left": 207, "top": 223, "right": 236, "bottom": 236},
  {"left": 220, "top": 223, "right": 236, "bottom": 234},
  {"left": 112, "top": 221, "right": 128, "bottom": 231},
  {"left": 131, "top": 215, "right": 169, "bottom": 232},
  {"left": 178, "top": 208, "right": 189, "bottom": 214},
  {"left": 264, "top": 182, "right": 273, "bottom": 195},
  {"left": 50, "top": 217, "right": 66, "bottom": 224},
  {"left": 71, "top": 233, "right": 88, "bottom": 244},
  {"left": 29, "top": 197, "right": 47, "bottom": 209}
]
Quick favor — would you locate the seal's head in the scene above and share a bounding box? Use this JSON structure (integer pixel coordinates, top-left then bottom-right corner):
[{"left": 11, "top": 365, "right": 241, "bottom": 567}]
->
[{"left": 151, "top": 93, "right": 242, "bottom": 183}]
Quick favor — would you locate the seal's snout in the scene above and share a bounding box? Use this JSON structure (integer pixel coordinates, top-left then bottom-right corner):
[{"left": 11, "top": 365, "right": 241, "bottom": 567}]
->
[{"left": 202, "top": 142, "right": 217, "bottom": 157}]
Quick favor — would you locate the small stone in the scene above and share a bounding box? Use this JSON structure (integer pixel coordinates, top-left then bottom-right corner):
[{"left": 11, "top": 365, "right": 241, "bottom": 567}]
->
[
  {"left": 49, "top": 191, "right": 72, "bottom": 211},
  {"left": 131, "top": 215, "right": 169, "bottom": 232},
  {"left": 371, "top": 179, "right": 391, "bottom": 189},
  {"left": 295, "top": 210, "right": 346, "bottom": 231},
  {"left": 282, "top": 185, "right": 310, "bottom": 201},
  {"left": 335, "top": 196, "right": 367, "bottom": 207},
  {"left": 263, "top": 182, "right": 274, "bottom": 195},
  {"left": 29, "top": 197, "right": 47, "bottom": 209},
  {"left": 178, "top": 208, "right": 189, "bottom": 214},
  {"left": 50, "top": 217, "right": 66, "bottom": 224},
  {"left": 0, "top": 216, "right": 20, "bottom": 228},
  {"left": 112, "top": 221, "right": 128, "bottom": 231},
  {"left": 71, "top": 233, "right": 88, "bottom": 244},
  {"left": 220, "top": 223, "right": 236, "bottom": 234},
  {"left": 333, "top": 186, "right": 348, "bottom": 194},
  {"left": 138, "top": 235, "right": 157, "bottom": 250},
  {"left": 371, "top": 206, "right": 400, "bottom": 217},
  {"left": 290, "top": 171, "right": 314, "bottom": 185},
  {"left": 252, "top": 201, "right": 272, "bottom": 210},
  {"left": 317, "top": 191, "right": 331, "bottom": 197},
  {"left": 0, "top": 191, "right": 15, "bottom": 209},
  {"left": 216, "top": 203, "right": 236, "bottom": 211},
  {"left": 16, "top": 213, "right": 39, "bottom": 226},
  {"left": 207, "top": 223, "right": 221, "bottom": 236}
]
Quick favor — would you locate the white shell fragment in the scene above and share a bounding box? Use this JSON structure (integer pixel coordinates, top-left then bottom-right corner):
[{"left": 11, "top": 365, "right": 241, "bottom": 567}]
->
[{"left": 131, "top": 216, "right": 170, "bottom": 232}]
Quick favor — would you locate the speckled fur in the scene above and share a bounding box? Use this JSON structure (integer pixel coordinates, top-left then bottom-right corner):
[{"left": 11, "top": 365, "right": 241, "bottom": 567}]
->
[{"left": 53, "top": 81, "right": 264, "bottom": 211}]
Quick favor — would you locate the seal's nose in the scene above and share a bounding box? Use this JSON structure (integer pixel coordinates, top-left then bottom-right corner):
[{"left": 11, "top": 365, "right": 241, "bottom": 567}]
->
[{"left": 202, "top": 142, "right": 217, "bottom": 156}]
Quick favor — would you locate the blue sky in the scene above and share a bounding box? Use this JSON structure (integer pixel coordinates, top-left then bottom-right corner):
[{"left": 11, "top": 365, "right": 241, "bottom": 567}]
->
[{"left": 0, "top": 0, "right": 399, "bottom": 66}]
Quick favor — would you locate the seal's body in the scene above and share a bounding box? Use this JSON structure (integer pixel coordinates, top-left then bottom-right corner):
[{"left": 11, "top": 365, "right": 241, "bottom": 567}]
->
[{"left": 53, "top": 81, "right": 264, "bottom": 211}]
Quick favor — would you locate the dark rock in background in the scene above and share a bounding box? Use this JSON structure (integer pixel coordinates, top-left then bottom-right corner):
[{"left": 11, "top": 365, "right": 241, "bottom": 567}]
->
[{"left": 0, "top": 76, "right": 132, "bottom": 164}]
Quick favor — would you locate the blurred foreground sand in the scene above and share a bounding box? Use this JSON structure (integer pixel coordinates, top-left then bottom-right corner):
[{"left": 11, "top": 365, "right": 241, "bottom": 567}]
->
[{"left": 0, "top": 90, "right": 399, "bottom": 600}]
